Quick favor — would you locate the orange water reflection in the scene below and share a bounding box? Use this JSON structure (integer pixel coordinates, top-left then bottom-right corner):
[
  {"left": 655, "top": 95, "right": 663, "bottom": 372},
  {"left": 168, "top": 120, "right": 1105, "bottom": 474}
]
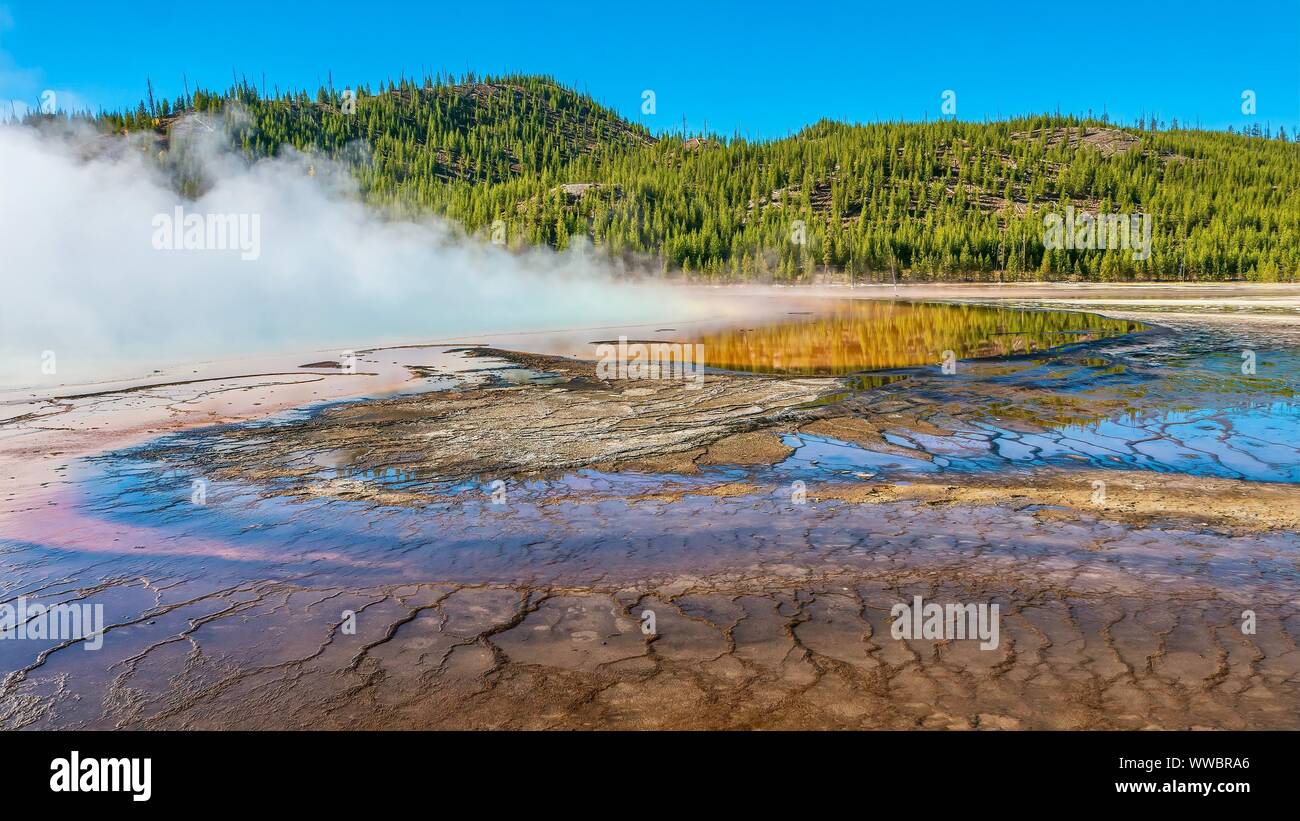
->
[{"left": 686, "top": 301, "right": 1144, "bottom": 375}]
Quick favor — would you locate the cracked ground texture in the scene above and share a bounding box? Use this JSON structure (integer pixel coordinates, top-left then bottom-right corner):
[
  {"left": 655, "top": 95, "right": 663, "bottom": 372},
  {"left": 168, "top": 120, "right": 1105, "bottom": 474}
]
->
[
  {"left": 2, "top": 312, "right": 1299, "bottom": 730},
  {"left": 2, "top": 490, "right": 1297, "bottom": 729}
]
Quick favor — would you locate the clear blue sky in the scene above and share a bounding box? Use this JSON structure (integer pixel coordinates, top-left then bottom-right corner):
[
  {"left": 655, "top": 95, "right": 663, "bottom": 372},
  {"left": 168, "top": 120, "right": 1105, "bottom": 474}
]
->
[{"left": 2, "top": 0, "right": 1297, "bottom": 137}]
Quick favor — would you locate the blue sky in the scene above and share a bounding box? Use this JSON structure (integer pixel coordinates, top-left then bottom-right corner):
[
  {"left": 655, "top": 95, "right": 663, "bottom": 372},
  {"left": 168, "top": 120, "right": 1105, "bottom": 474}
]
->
[{"left": 2, "top": 0, "right": 1297, "bottom": 136}]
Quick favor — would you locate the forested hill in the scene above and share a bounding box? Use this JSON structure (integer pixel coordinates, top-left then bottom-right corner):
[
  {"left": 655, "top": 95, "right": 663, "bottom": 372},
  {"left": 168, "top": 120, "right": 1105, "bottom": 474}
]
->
[{"left": 72, "top": 73, "right": 1300, "bottom": 281}]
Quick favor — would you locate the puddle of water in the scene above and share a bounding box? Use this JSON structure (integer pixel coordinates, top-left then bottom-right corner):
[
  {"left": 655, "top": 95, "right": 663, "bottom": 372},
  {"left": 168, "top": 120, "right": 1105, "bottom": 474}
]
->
[
  {"left": 682, "top": 300, "right": 1143, "bottom": 375},
  {"left": 776, "top": 434, "right": 940, "bottom": 477}
]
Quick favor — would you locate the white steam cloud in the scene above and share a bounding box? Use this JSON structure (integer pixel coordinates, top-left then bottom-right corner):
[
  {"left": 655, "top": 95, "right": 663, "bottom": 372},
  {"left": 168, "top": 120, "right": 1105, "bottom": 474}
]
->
[{"left": 0, "top": 117, "right": 704, "bottom": 390}]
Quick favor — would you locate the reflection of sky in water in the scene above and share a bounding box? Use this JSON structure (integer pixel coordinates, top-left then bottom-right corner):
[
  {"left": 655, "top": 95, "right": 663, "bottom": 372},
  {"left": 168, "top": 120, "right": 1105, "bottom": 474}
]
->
[
  {"left": 772, "top": 401, "right": 1300, "bottom": 483},
  {"left": 763, "top": 333, "right": 1300, "bottom": 482},
  {"left": 777, "top": 434, "right": 939, "bottom": 477},
  {"left": 60, "top": 449, "right": 1300, "bottom": 595},
  {"left": 33, "top": 330, "right": 1300, "bottom": 594},
  {"left": 815, "top": 341, "right": 1300, "bottom": 483},
  {"left": 965, "top": 402, "right": 1300, "bottom": 482}
]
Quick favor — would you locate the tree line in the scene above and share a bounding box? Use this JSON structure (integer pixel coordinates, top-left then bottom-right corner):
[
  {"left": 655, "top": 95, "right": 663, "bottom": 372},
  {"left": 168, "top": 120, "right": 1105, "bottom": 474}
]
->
[{"left": 40, "top": 72, "right": 1300, "bottom": 282}]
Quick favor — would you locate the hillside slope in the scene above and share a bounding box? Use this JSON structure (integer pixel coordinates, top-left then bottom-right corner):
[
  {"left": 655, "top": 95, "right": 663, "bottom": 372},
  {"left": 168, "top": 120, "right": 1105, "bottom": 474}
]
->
[{"left": 74, "top": 74, "right": 1300, "bottom": 281}]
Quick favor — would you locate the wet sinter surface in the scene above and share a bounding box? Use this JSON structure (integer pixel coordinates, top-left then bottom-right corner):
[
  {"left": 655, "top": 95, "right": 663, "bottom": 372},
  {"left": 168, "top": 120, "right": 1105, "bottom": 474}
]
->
[{"left": 1, "top": 298, "right": 1298, "bottom": 729}]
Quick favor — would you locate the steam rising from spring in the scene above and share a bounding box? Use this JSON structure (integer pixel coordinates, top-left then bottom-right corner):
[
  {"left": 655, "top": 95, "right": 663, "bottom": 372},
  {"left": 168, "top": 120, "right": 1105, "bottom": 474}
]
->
[{"left": 0, "top": 115, "right": 702, "bottom": 389}]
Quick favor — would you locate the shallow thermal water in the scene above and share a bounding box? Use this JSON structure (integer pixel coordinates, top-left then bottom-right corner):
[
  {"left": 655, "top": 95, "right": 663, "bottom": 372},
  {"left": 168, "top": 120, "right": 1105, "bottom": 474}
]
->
[
  {"left": 686, "top": 299, "right": 1142, "bottom": 374},
  {"left": 34, "top": 299, "right": 1300, "bottom": 584},
  {"left": 4, "top": 296, "right": 1300, "bottom": 729}
]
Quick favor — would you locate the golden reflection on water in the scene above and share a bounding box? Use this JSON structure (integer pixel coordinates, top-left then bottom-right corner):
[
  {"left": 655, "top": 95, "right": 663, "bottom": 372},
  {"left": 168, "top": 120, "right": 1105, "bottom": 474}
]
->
[{"left": 688, "top": 301, "right": 1144, "bottom": 375}]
